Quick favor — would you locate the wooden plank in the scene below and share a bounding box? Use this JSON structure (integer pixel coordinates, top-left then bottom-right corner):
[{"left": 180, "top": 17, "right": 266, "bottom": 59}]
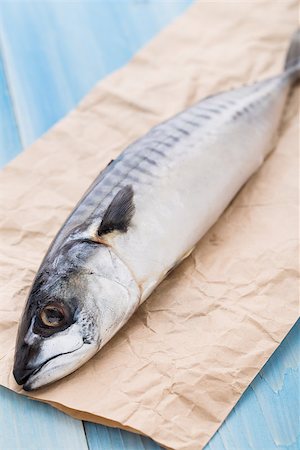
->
[
  {"left": 0, "top": 1, "right": 193, "bottom": 148},
  {"left": 84, "top": 422, "right": 161, "bottom": 450},
  {"left": 0, "top": 386, "right": 88, "bottom": 450},
  {"left": 0, "top": 45, "right": 21, "bottom": 167}
]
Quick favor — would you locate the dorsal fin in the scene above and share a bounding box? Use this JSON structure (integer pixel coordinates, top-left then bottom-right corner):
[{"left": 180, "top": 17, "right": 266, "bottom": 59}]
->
[{"left": 98, "top": 185, "right": 135, "bottom": 236}]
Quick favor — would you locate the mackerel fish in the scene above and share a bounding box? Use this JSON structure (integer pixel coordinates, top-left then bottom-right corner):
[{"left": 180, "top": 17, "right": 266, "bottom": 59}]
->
[{"left": 13, "top": 30, "right": 300, "bottom": 390}]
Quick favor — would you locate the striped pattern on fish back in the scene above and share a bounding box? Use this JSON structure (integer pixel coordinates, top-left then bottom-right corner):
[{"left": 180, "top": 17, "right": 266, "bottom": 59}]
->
[{"left": 57, "top": 72, "right": 288, "bottom": 241}]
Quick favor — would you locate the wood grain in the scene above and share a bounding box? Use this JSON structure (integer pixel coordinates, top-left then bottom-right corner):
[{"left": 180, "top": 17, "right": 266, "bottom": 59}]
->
[
  {"left": 0, "top": 386, "right": 88, "bottom": 450},
  {"left": 0, "top": 2, "right": 298, "bottom": 450},
  {"left": 84, "top": 422, "right": 162, "bottom": 450},
  {"left": 0, "top": 48, "right": 21, "bottom": 166},
  {"left": 0, "top": 1, "right": 193, "bottom": 148}
]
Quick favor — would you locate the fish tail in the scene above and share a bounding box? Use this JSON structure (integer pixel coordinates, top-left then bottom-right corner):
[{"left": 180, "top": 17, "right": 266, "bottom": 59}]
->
[{"left": 284, "top": 29, "right": 300, "bottom": 83}]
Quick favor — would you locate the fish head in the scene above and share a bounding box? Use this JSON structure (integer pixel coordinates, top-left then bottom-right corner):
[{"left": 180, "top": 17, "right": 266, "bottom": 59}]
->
[{"left": 13, "top": 238, "right": 140, "bottom": 391}]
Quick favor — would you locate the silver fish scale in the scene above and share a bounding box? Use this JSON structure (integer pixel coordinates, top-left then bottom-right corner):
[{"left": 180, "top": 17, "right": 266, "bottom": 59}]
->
[{"left": 57, "top": 73, "right": 285, "bottom": 241}]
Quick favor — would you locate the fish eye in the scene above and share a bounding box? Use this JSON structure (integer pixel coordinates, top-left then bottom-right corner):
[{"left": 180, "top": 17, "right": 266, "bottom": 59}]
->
[{"left": 39, "top": 305, "right": 67, "bottom": 328}]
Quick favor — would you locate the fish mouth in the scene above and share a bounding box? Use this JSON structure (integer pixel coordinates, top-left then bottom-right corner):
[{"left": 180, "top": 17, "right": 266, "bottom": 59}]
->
[{"left": 14, "top": 346, "right": 83, "bottom": 391}]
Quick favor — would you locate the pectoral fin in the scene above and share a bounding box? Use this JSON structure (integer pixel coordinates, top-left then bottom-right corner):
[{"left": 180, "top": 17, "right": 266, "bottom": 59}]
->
[{"left": 98, "top": 185, "right": 135, "bottom": 236}]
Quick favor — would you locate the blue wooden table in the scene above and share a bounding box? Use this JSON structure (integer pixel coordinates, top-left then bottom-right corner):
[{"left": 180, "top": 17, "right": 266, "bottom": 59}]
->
[{"left": 0, "top": 3, "right": 299, "bottom": 449}]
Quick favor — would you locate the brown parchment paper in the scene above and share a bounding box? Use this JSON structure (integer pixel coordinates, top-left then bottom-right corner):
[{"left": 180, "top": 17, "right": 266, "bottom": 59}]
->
[{"left": 0, "top": 1, "right": 299, "bottom": 449}]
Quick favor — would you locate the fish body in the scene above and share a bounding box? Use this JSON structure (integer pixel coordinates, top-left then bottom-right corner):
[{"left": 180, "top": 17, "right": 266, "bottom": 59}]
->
[{"left": 13, "top": 31, "right": 300, "bottom": 390}]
